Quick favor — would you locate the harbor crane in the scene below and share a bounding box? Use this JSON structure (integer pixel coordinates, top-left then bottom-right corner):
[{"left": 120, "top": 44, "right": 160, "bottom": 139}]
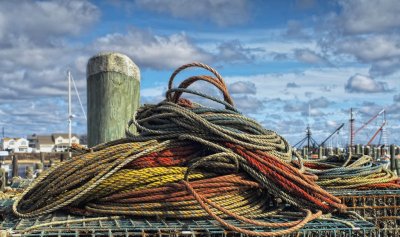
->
[
  {"left": 354, "top": 109, "right": 385, "bottom": 135},
  {"left": 367, "top": 110, "right": 387, "bottom": 146},
  {"left": 354, "top": 109, "right": 387, "bottom": 146},
  {"left": 319, "top": 123, "right": 345, "bottom": 147}
]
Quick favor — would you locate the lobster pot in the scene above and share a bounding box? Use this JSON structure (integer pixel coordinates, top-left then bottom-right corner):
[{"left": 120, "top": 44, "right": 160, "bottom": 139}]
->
[
  {"left": 333, "top": 189, "right": 400, "bottom": 237},
  {"left": 0, "top": 207, "right": 376, "bottom": 237}
]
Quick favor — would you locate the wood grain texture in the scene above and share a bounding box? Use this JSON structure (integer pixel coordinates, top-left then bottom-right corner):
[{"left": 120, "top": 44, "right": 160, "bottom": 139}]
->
[{"left": 87, "top": 53, "right": 140, "bottom": 147}]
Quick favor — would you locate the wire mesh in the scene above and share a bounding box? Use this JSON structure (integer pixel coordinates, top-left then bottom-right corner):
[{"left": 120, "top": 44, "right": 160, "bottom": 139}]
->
[
  {"left": 0, "top": 206, "right": 377, "bottom": 237},
  {"left": 332, "top": 189, "right": 400, "bottom": 237}
]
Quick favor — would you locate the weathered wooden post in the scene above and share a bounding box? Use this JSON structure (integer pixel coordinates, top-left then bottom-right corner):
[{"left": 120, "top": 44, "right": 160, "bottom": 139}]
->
[
  {"left": 87, "top": 52, "right": 140, "bottom": 147},
  {"left": 60, "top": 153, "right": 66, "bottom": 162},
  {"left": 318, "top": 147, "right": 324, "bottom": 159},
  {"left": 301, "top": 147, "right": 308, "bottom": 159},
  {"left": 0, "top": 168, "right": 5, "bottom": 192},
  {"left": 364, "top": 146, "right": 371, "bottom": 156},
  {"left": 373, "top": 147, "right": 379, "bottom": 160},
  {"left": 40, "top": 152, "right": 45, "bottom": 165},
  {"left": 49, "top": 158, "right": 54, "bottom": 167},
  {"left": 390, "top": 144, "right": 396, "bottom": 172},
  {"left": 355, "top": 144, "right": 362, "bottom": 155},
  {"left": 11, "top": 153, "right": 18, "bottom": 178},
  {"left": 25, "top": 166, "right": 34, "bottom": 179}
]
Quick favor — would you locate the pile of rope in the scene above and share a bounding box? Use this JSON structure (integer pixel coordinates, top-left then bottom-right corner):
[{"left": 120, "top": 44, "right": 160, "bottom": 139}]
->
[
  {"left": 13, "top": 63, "right": 349, "bottom": 236},
  {"left": 304, "top": 154, "right": 400, "bottom": 190}
]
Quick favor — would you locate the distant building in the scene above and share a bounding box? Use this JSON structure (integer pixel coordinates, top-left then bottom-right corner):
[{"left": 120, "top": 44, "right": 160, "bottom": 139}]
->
[
  {"left": 36, "top": 136, "right": 54, "bottom": 153},
  {"left": 52, "top": 133, "right": 80, "bottom": 152},
  {"left": 1, "top": 137, "right": 30, "bottom": 152},
  {"left": 28, "top": 133, "right": 80, "bottom": 152}
]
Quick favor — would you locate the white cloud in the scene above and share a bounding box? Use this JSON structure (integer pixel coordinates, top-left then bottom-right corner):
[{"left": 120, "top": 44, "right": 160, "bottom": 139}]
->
[
  {"left": 136, "top": 0, "right": 250, "bottom": 26},
  {"left": 0, "top": 0, "right": 100, "bottom": 45},
  {"left": 319, "top": 1, "right": 400, "bottom": 76},
  {"left": 229, "top": 81, "right": 256, "bottom": 94},
  {"left": 232, "top": 95, "right": 264, "bottom": 113},
  {"left": 336, "top": 35, "right": 400, "bottom": 62},
  {"left": 92, "top": 29, "right": 212, "bottom": 70},
  {"left": 345, "top": 74, "right": 390, "bottom": 93},
  {"left": 286, "top": 82, "right": 301, "bottom": 88},
  {"left": 338, "top": 0, "right": 400, "bottom": 34},
  {"left": 216, "top": 40, "right": 261, "bottom": 63},
  {"left": 294, "top": 49, "right": 327, "bottom": 64}
]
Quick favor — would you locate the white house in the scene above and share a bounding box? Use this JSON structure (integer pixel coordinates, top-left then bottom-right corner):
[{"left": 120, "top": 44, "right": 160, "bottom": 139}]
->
[
  {"left": 36, "top": 136, "right": 54, "bottom": 153},
  {"left": 1, "top": 138, "right": 30, "bottom": 152},
  {"left": 52, "top": 133, "right": 79, "bottom": 152}
]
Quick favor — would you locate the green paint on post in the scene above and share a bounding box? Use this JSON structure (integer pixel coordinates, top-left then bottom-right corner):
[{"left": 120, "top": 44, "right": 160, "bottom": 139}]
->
[{"left": 87, "top": 52, "right": 140, "bottom": 147}]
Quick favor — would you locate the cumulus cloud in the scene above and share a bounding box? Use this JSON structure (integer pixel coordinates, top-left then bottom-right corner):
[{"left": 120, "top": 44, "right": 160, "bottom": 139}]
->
[
  {"left": 337, "top": 0, "right": 400, "bottom": 35},
  {"left": 345, "top": 74, "right": 390, "bottom": 93},
  {"left": 286, "top": 82, "right": 301, "bottom": 88},
  {"left": 273, "top": 53, "right": 289, "bottom": 61},
  {"left": 228, "top": 81, "right": 256, "bottom": 94},
  {"left": 309, "top": 97, "right": 331, "bottom": 108},
  {"left": 0, "top": 0, "right": 99, "bottom": 45},
  {"left": 337, "top": 35, "right": 400, "bottom": 62},
  {"left": 320, "top": 1, "right": 400, "bottom": 76},
  {"left": 216, "top": 40, "right": 262, "bottom": 63},
  {"left": 232, "top": 95, "right": 264, "bottom": 113},
  {"left": 136, "top": 0, "right": 250, "bottom": 26},
  {"left": 282, "top": 97, "right": 331, "bottom": 117},
  {"left": 283, "top": 101, "right": 305, "bottom": 113},
  {"left": 92, "top": 29, "right": 212, "bottom": 69},
  {"left": 294, "top": 49, "right": 327, "bottom": 64}
]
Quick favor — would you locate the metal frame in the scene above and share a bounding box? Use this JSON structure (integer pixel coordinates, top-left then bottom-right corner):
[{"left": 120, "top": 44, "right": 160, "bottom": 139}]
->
[
  {"left": 0, "top": 204, "right": 376, "bottom": 237},
  {"left": 334, "top": 189, "right": 400, "bottom": 237}
]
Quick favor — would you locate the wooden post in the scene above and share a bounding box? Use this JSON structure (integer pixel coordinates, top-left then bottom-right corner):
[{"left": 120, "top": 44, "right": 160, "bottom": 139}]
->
[
  {"left": 49, "top": 159, "right": 54, "bottom": 167},
  {"left": 40, "top": 152, "right": 45, "bottom": 165},
  {"left": 0, "top": 168, "right": 5, "bottom": 192},
  {"left": 364, "top": 146, "right": 371, "bottom": 156},
  {"left": 302, "top": 147, "right": 308, "bottom": 159},
  {"left": 25, "top": 166, "right": 34, "bottom": 179},
  {"left": 87, "top": 52, "right": 140, "bottom": 147},
  {"left": 355, "top": 144, "right": 362, "bottom": 155},
  {"left": 318, "top": 147, "right": 324, "bottom": 159},
  {"left": 11, "top": 153, "right": 18, "bottom": 178},
  {"left": 390, "top": 144, "right": 396, "bottom": 172}
]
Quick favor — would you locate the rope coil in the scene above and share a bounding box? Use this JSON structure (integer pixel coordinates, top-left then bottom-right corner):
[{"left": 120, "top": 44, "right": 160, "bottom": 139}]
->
[{"left": 13, "top": 62, "right": 353, "bottom": 236}]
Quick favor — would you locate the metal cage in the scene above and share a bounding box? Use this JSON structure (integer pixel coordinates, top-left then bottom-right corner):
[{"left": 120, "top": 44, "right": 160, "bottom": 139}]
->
[
  {"left": 332, "top": 189, "right": 400, "bottom": 237},
  {"left": 0, "top": 199, "right": 377, "bottom": 237}
]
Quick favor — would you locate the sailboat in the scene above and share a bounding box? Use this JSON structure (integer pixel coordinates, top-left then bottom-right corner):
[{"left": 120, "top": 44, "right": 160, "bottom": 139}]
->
[{"left": 66, "top": 70, "right": 87, "bottom": 158}]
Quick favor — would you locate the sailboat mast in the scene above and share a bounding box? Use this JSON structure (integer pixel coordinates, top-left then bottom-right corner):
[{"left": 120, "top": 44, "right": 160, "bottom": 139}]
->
[{"left": 68, "top": 70, "right": 72, "bottom": 157}]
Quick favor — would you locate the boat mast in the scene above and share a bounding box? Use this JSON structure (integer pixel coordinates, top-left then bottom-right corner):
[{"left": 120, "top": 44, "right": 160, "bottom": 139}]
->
[
  {"left": 349, "top": 108, "right": 354, "bottom": 148},
  {"left": 68, "top": 70, "right": 72, "bottom": 158}
]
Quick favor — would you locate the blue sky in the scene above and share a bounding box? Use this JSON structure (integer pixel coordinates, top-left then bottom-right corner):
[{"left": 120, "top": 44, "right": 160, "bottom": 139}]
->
[{"left": 0, "top": 0, "right": 399, "bottom": 145}]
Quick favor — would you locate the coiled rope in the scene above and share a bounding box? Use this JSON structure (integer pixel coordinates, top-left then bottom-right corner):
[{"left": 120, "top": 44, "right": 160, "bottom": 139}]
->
[
  {"left": 304, "top": 154, "right": 400, "bottom": 189},
  {"left": 13, "top": 62, "right": 347, "bottom": 236}
]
